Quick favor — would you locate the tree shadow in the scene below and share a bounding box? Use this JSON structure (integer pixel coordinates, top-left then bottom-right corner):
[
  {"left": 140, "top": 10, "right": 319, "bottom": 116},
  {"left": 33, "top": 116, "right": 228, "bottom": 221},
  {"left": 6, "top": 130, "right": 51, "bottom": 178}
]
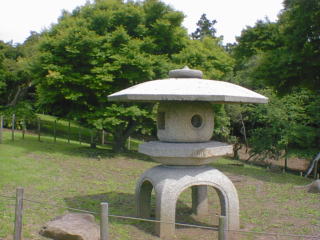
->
[{"left": 64, "top": 191, "right": 217, "bottom": 237}]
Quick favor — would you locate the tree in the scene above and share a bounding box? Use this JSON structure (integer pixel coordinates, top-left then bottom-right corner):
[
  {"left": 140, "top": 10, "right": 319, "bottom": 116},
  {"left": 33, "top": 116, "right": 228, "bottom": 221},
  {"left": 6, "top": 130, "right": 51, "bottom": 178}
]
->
[
  {"left": 229, "top": 19, "right": 282, "bottom": 91},
  {"left": 172, "top": 36, "right": 234, "bottom": 80},
  {"left": 35, "top": 0, "right": 189, "bottom": 151},
  {"left": 255, "top": 0, "right": 320, "bottom": 93},
  {"left": 0, "top": 32, "right": 41, "bottom": 118},
  {"left": 191, "top": 14, "right": 217, "bottom": 40},
  {"left": 229, "top": 14, "right": 320, "bottom": 161},
  {"left": 233, "top": 19, "right": 281, "bottom": 70},
  {"left": 241, "top": 88, "right": 319, "bottom": 166}
]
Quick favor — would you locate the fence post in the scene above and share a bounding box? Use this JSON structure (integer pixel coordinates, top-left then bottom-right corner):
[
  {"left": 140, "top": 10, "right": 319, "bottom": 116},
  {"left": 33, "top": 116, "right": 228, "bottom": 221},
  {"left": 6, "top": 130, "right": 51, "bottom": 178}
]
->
[
  {"left": 22, "top": 119, "right": 25, "bottom": 140},
  {"left": 127, "top": 136, "right": 131, "bottom": 150},
  {"left": 218, "top": 215, "right": 227, "bottom": 240},
  {"left": 100, "top": 202, "right": 109, "bottom": 240},
  {"left": 101, "top": 130, "right": 105, "bottom": 145},
  {"left": 78, "top": 127, "right": 81, "bottom": 145},
  {"left": 12, "top": 114, "right": 15, "bottom": 141},
  {"left": 53, "top": 120, "right": 57, "bottom": 143},
  {"left": 90, "top": 130, "right": 96, "bottom": 148},
  {"left": 13, "top": 187, "right": 24, "bottom": 240},
  {"left": 0, "top": 115, "right": 3, "bottom": 144},
  {"left": 68, "top": 121, "right": 71, "bottom": 143},
  {"left": 37, "top": 118, "right": 41, "bottom": 142}
]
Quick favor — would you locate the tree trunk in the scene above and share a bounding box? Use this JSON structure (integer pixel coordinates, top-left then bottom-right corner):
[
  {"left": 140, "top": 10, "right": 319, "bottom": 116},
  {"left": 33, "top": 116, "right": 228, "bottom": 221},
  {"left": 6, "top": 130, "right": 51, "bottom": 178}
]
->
[
  {"left": 305, "top": 152, "right": 320, "bottom": 178},
  {"left": 111, "top": 120, "right": 137, "bottom": 152},
  {"left": 233, "top": 142, "right": 242, "bottom": 160},
  {"left": 112, "top": 134, "right": 127, "bottom": 152},
  {"left": 284, "top": 147, "right": 288, "bottom": 171},
  {"left": 6, "top": 83, "right": 31, "bottom": 107},
  {"left": 239, "top": 113, "right": 248, "bottom": 153}
]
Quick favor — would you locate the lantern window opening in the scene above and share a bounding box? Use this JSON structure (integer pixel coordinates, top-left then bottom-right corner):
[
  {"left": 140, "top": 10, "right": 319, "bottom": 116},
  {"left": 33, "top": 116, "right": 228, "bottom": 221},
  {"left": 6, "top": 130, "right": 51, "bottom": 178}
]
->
[{"left": 191, "top": 114, "right": 203, "bottom": 128}]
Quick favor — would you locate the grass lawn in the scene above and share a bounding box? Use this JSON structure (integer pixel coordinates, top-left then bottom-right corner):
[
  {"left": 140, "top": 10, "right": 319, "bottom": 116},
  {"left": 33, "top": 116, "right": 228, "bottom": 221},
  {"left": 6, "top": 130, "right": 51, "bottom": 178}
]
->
[{"left": 0, "top": 131, "right": 319, "bottom": 240}]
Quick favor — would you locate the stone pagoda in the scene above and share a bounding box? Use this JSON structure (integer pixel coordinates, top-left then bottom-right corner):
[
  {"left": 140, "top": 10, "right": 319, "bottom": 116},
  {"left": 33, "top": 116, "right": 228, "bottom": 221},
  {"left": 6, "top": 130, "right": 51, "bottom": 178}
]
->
[{"left": 108, "top": 67, "right": 268, "bottom": 239}]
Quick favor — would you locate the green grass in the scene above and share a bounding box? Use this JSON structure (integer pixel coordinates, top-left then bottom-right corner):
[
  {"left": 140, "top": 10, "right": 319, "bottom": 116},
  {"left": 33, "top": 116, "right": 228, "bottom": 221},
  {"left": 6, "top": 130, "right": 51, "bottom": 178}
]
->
[{"left": 0, "top": 130, "right": 319, "bottom": 239}]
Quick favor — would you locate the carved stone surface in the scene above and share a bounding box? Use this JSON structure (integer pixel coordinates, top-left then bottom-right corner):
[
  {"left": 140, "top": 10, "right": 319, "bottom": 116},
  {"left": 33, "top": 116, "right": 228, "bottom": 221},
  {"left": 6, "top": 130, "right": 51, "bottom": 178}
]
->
[
  {"left": 135, "top": 165, "right": 240, "bottom": 239},
  {"left": 39, "top": 213, "right": 99, "bottom": 240},
  {"left": 106, "top": 67, "right": 263, "bottom": 239},
  {"left": 192, "top": 185, "right": 208, "bottom": 217},
  {"left": 139, "top": 141, "right": 233, "bottom": 165},
  {"left": 157, "top": 102, "right": 214, "bottom": 142},
  {"left": 168, "top": 66, "right": 203, "bottom": 79}
]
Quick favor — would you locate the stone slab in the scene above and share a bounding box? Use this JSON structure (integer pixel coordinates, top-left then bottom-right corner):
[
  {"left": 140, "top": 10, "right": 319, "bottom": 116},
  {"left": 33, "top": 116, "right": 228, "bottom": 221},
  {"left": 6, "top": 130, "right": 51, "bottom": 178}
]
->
[
  {"left": 139, "top": 141, "right": 233, "bottom": 165},
  {"left": 108, "top": 78, "right": 268, "bottom": 104}
]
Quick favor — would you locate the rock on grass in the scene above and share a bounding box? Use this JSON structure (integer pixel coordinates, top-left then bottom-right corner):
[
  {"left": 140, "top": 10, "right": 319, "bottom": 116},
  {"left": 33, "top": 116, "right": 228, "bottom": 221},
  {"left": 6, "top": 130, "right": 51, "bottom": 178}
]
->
[{"left": 39, "top": 213, "right": 99, "bottom": 240}]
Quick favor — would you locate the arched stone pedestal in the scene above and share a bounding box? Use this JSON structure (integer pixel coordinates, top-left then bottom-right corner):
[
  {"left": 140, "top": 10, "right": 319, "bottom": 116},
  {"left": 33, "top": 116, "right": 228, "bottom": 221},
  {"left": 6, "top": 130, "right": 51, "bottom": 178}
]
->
[{"left": 135, "top": 165, "right": 240, "bottom": 239}]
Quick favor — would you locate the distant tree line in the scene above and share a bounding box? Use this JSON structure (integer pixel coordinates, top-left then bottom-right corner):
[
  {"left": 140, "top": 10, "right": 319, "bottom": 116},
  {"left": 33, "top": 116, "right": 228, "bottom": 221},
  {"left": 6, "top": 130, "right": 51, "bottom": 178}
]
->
[{"left": 0, "top": 0, "right": 319, "bottom": 160}]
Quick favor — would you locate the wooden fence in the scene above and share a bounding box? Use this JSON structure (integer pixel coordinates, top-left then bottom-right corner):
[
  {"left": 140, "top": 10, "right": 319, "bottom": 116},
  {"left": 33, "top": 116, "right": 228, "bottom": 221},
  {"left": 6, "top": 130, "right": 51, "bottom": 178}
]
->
[
  {"left": 8, "top": 187, "right": 229, "bottom": 240},
  {"left": 1, "top": 187, "right": 319, "bottom": 239},
  {"left": 0, "top": 114, "right": 133, "bottom": 150}
]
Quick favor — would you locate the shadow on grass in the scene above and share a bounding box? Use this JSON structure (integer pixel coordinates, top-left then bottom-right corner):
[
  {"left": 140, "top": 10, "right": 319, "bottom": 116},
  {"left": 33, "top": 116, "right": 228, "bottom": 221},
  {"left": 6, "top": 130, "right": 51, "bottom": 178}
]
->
[{"left": 64, "top": 192, "right": 216, "bottom": 237}]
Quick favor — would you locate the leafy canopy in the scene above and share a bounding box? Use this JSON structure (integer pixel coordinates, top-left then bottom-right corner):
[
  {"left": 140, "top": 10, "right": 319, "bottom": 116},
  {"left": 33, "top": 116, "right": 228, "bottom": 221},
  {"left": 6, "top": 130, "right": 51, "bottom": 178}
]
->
[
  {"left": 36, "top": 0, "right": 189, "bottom": 151},
  {"left": 255, "top": 0, "right": 320, "bottom": 92}
]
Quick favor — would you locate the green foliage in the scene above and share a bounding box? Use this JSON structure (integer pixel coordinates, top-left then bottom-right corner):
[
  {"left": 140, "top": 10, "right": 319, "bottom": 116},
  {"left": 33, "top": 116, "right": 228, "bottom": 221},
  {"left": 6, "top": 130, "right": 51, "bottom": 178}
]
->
[
  {"left": 212, "top": 104, "right": 231, "bottom": 142},
  {"left": 255, "top": 0, "right": 320, "bottom": 92},
  {"left": 0, "top": 33, "right": 41, "bottom": 119},
  {"left": 231, "top": 19, "right": 281, "bottom": 90},
  {"left": 233, "top": 19, "right": 280, "bottom": 67},
  {"left": 35, "top": 0, "right": 189, "bottom": 151},
  {"left": 173, "top": 37, "right": 234, "bottom": 79},
  {"left": 0, "top": 102, "right": 35, "bottom": 121},
  {"left": 246, "top": 89, "right": 320, "bottom": 160},
  {"left": 231, "top": 7, "right": 320, "bottom": 158}
]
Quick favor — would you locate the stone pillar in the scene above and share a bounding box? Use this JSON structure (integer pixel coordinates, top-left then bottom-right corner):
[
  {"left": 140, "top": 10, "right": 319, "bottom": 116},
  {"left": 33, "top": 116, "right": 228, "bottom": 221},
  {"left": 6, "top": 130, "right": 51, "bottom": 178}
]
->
[
  {"left": 192, "top": 185, "right": 208, "bottom": 217},
  {"left": 155, "top": 189, "right": 176, "bottom": 239}
]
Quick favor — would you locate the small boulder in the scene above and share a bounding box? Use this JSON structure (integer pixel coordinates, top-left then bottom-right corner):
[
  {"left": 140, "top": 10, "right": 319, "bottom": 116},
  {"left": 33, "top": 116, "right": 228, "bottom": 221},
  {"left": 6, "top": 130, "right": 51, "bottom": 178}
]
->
[
  {"left": 39, "top": 213, "right": 100, "bottom": 240},
  {"left": 308, "top": 180, "right": 320, "bottom": 193}
]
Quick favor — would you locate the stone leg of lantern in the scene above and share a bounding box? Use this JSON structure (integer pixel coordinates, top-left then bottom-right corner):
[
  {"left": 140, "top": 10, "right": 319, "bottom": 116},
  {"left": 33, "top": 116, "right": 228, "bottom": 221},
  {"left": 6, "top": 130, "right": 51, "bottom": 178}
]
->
[
  {"left": 135, "top": 165, "right": 240, "bottom": 239},
  {"left": 191, "top": 185, "right": 208, "bottom": 217}
]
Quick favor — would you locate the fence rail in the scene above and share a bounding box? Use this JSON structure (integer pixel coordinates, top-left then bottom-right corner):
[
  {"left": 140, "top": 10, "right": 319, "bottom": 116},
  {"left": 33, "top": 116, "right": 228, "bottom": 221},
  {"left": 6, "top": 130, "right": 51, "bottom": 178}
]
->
[{"left": 1, "top": 188, "right": 319, "bottom": 240}]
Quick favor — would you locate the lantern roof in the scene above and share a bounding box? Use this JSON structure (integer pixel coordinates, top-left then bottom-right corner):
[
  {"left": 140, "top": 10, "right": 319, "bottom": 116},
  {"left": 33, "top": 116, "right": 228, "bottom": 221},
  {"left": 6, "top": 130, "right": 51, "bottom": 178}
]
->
[{"left": 108, "top": 67, "right": 268, "bottom": 104}]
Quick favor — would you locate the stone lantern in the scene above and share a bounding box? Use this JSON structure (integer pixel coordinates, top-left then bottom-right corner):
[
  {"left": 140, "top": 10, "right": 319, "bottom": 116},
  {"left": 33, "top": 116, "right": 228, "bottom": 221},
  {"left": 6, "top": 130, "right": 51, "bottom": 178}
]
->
[{"left": 108, "top": 67, "right": 268, "bottom": 239}]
